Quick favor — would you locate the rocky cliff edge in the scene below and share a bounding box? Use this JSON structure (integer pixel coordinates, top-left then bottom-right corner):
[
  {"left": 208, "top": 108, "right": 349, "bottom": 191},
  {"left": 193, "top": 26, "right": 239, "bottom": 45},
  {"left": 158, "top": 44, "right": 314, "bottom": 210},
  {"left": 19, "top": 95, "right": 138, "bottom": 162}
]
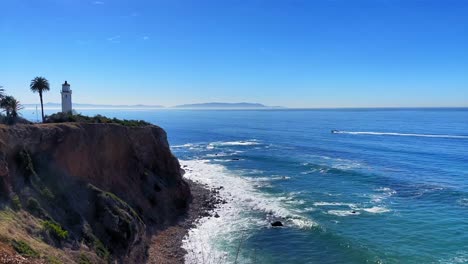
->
[{"left": 0, "top": 123, "right": 191, "bottom": 263}]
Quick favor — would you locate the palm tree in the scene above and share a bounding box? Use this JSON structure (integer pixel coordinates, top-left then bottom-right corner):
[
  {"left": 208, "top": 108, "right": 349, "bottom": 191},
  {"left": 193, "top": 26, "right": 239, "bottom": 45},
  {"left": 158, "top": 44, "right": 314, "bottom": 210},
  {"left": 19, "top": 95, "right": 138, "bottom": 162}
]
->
[
  {"left": 0, "top": 96, "right": 23, "bottom": 124},
  {"left": 30, "top": 77, "right": 50, "bottom": 122},
  {"left": 0, "top": 96, "right": 20, "bottom": 116},
  {"left": 9, "top": 97, "right": 23, "bottom": 118},
  {"left": 0, "top": 95, "right": 13, "bottom": 116}
]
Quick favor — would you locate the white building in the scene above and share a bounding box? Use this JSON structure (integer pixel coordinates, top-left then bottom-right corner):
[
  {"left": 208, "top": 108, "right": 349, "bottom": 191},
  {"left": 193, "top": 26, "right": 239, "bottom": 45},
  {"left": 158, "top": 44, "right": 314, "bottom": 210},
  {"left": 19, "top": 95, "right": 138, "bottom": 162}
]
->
[{"left": 61, "top": 81, "right": 72, "bottom": 113}]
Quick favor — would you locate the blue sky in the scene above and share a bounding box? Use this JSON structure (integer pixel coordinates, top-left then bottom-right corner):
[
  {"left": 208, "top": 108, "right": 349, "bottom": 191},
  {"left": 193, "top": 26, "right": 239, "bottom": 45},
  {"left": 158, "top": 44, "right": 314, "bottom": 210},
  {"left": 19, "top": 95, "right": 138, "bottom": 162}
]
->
[{"left": 1, "top": 0, "right": 467, "bottom": 108}]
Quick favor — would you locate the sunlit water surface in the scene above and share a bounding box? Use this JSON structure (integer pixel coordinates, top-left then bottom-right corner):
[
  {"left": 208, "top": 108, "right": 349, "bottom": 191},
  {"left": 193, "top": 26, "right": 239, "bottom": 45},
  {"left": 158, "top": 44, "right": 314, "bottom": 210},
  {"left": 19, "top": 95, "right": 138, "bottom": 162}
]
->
[{"left": 22, "top": 108, "right": 468, "bottom": 263}]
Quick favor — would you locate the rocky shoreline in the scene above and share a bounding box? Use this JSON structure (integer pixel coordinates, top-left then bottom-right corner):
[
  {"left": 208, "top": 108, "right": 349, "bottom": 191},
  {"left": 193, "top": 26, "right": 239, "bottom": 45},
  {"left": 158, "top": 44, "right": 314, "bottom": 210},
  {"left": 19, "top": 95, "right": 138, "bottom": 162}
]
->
[
  {"left": 0, "top": 123, "right": 226, "bottom": 263},
  {"left": 147, "top": 178, "right": 224, "bottom": 264}
]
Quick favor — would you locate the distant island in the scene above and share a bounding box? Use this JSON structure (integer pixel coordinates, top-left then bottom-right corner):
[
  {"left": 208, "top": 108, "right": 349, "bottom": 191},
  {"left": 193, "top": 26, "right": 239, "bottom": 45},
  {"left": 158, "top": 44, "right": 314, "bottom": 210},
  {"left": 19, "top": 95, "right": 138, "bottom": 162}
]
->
[
  {"left": 23, "top": 102, "right": 165, "bottom": 109},
  {"left": 173, "top": 102, "right": 283, "bottom": 109},
  {"left": 23, "top": 102, "right": 284, "bottom": 109}
]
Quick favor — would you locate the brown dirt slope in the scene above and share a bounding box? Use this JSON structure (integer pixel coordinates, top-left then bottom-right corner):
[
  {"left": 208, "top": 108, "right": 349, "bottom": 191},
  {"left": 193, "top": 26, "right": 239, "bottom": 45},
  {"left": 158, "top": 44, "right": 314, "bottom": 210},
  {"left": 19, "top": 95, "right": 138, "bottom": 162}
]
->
[{"left": 0, "top": 123, "right": 191, "bottom": 263}]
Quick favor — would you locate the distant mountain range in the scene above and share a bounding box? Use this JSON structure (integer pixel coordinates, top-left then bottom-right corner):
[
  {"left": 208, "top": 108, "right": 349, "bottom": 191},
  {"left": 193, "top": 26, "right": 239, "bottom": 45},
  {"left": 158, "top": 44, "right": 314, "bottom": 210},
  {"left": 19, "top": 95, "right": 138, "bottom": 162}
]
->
[
  {"left": 173, "top": 102, "right": 282, "bottom": 109},
  {"left": 23, "top": 102, "right": 283, "bottom": 109},
  {"left": 23, "top": 103, "right": 165, "bottom": 109}
]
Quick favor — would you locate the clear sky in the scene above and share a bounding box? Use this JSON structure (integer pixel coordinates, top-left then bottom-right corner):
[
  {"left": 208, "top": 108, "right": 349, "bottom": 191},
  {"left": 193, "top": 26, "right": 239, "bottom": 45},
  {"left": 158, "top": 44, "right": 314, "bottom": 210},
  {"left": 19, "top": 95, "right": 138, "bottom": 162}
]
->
[{"left": 1, "top": 0, "right": 467, "bottom": 108}]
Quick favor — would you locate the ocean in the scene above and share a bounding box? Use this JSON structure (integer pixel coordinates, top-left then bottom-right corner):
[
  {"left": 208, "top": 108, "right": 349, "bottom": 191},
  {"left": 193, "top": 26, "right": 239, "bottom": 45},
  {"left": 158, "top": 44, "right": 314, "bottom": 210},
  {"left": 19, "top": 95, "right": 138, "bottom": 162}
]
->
[{"left": 22, "top": 108, "right": 468, "bottom": 263}]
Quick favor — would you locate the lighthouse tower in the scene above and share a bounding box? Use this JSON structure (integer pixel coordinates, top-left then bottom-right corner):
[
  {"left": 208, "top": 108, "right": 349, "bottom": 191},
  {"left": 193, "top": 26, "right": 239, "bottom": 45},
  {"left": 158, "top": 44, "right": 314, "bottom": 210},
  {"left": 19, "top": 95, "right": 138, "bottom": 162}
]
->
[{"left": 61, "top": 81, "right": 72, "bottom": 113}]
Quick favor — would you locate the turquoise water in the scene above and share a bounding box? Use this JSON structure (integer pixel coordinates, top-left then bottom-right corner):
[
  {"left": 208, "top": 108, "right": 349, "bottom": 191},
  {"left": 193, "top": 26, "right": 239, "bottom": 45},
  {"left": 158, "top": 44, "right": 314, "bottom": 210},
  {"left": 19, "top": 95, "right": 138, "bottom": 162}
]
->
[{"left": 23, "top": 108, "right": 468, "bottom": 263}]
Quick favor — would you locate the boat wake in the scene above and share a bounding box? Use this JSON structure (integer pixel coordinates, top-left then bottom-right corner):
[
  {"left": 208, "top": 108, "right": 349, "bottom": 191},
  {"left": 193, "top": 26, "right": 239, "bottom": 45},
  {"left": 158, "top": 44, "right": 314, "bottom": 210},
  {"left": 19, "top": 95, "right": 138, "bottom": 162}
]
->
[{"left": 333, "top": 131, "right": 468, "bottom": 139}]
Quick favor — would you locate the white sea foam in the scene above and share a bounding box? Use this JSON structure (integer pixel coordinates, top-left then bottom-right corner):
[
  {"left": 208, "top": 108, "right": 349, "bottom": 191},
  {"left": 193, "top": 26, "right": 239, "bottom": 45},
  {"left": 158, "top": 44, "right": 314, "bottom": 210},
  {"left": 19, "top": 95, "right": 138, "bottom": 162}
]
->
[
  {"left": 313, "top": 202, "right": 355, "bottom": 207},
  {"left": 244, "top": 176, "right": 291, "bottom": 182},
  {"left": 371, "top": 187, "right": 397, "bottom": 203},
  {"left": 326, "top": 206, "right": 389, "bottom": 216},
  {"left": 205, "top": 150, "right": 245, "bottom": 158},
  {"left": 334, "top": 131, "right": 468, "bottom": 139},
  {"left": 294, "top": 207, "right": 317, "bottom": 213},
  {"left": 332, "top": 163, "right": 363, "bottom": 170},
  {"left": 181, "top": 159, "right": 317, "bottom": 263},
  {"left": 439, "top": 250, "right": 468, "bottom": 264},
  {"left": 303, "top": 207, "right": 317, "bottom": 212},
  {"left": 327, "top": 210, "right": 361, "bottom": 216},
  {"left": 303, "top": 155, "right": 365, "bottom": 172},
  {"left": 458, "top": 198, "right": 468, "bottom": 207},
  {"left": 361, "top": 206, "right": 391, "bottom": 213},
  {"left": 206, "top": 144, "right": 215, "bottom": 150},
  {"left": 172, "top": 143, "right": 196, "bottom": 148},
  {"left": 173, "top": 139, "right": 261, "bottom": 151},
  {"left": 315, "top": 198, "right": 391, "bottom": 216},
  {"left": 208, "top": 140, "right": 261, "bottom": 147}
]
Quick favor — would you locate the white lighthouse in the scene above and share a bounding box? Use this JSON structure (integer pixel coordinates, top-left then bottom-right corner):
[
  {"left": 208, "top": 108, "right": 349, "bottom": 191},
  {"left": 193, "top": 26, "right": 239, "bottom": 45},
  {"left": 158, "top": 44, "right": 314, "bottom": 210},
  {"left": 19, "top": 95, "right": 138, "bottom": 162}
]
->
[{"left": 61, "top": 81, "right": 72, "bottom": 113}]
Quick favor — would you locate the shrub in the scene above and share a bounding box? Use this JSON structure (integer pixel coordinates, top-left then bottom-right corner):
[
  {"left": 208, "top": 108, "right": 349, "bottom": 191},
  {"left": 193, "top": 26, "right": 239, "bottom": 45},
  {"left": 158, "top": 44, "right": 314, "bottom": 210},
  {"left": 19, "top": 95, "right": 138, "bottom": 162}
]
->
[
  {"left": 78, "top": 253, "right": 92, "bottom": 264},
  {"left": 47, "top": 256, "right": 62, "bottom": 264},
  {"left": 82, "top": 223, "right": 110, "bottom": 260},
  {"left": 0, "top": 114, "right": 31, "bottom": 125},
  {"left": 26, "top": 197, "right": 48, "bottom": 218},
  {"left": 42, "top": 220, "right": 68, "bottom": 240},
  {"left": 11, "top": 240, "right": 39, "bottom": 258},
  {"left": 26, "top": 198, "right": 41, "bottom": 213},
  {"left": 17, "top": 149, "right": 36, "bottom": 177},
  {"left": 93, "top": 238, "right": 110, "bottom": 260},
  {"left": 41, "top": 187, "right": 55, "bottom": 200},
  {"left": 11, "top": 194, "right": 21, "bottom": 210},
  {"left": 45, "top": 112, "right": 151, "bottom": 127}
]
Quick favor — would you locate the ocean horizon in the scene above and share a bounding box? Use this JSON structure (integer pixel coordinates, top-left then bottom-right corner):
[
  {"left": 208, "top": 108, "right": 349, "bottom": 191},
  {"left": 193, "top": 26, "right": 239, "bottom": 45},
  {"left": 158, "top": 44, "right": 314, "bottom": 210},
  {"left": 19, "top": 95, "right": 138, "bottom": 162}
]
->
[
  {"left": 4, "top": 1, "right": 468, "bottom": 262},
  {"left": 20, "top": 108, "right": 468, "bottom": 263}
]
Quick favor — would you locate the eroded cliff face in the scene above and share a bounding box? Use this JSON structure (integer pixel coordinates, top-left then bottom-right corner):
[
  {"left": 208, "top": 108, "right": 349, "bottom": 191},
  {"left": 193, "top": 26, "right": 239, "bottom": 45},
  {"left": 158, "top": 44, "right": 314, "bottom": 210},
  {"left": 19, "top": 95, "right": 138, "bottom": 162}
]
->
[{"left": 0, "top": 123, "right": 191, "bottom": 263}]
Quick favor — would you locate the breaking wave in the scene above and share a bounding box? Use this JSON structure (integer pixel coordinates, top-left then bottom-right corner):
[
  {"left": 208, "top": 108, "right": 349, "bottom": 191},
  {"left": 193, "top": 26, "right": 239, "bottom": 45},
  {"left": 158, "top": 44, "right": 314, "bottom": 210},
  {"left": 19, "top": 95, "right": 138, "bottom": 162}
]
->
[
  {"left": 181, "top": 159, "right": 317, "bottom": 263},
  {"left": 208, "top": 140, "right": 261, "bottom": 147}
]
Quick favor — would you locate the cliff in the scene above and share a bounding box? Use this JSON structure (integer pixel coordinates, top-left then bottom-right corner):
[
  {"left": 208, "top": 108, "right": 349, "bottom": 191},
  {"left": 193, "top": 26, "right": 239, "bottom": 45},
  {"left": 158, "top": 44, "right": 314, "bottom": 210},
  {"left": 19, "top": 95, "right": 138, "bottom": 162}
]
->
[{"left": 0, "top": 123, "right": 191, "bottom": 263}]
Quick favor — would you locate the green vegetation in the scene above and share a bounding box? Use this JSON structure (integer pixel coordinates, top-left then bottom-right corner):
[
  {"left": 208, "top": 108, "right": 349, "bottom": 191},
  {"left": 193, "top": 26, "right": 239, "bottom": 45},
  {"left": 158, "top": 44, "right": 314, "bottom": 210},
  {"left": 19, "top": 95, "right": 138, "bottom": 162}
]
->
[
  {"left": 42, "top": 220, "right": 69, "bottom": 240},
  {"left": 11, "top": 194, "right": 22, "bottom": 210},
  {"left": 17, "top": 149, "right": 36, "bottom": 177},
  {"left": 0, "top": 85, "right": 25, "bottom": 125},
  {"left": 47, "top": 256, "right": 62, "bottom": 264},
  {"left": 78, "top": 253, "right": 92, "bottom": 264},
  {"left": 11, "top": 240, "right": 40, "bottom": 258},
  {"left": 45, "top": 112, "right": 151, "bottom": 127},
  {"left": 102, "top": 189, "right": 142, "bottom": 222},
  {"left": 82, "top": 223, "right": 110, "bottom": 261},
  {"left": 26, "top": 198, "right": 41, "bottom": 214},
  {"left": 30, "top": 76, "right": 50, "bottom": 122},
  {"left": 88, "top": 184, "right": 141, "bottom": 220},
  {"left": 41, "top": 187, "right": 55, "bottom": 200},
  {"left": 93, "top": 238, "right": 110, "bottom": 260},
  {"left": 0, "top": 95, "right": 23, "bottom": 124}
]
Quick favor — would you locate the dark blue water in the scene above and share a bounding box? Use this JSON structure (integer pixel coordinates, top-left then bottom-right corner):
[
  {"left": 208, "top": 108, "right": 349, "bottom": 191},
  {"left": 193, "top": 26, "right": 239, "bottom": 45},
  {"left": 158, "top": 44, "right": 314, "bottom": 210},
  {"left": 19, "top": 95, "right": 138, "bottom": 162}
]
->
[{"left": 22, "top": 108, "right": 468, "bottom": 263}]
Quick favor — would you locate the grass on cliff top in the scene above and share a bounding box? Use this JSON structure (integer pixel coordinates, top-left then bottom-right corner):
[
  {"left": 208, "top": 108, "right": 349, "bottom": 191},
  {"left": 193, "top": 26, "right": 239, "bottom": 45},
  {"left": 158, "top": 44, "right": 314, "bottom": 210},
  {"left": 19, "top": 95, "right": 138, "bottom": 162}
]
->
[
  {"left": 45, "top": 112, "right": 151, "bottom": 127},
  {"left": 0, "top": 209, "right": 75, "bottom": 263},
  {"left": 42, "top": 220, "right": 69, "bottom": 240},
  {"left": 11, "top": 240, "right": 40, "bottom": 258}
]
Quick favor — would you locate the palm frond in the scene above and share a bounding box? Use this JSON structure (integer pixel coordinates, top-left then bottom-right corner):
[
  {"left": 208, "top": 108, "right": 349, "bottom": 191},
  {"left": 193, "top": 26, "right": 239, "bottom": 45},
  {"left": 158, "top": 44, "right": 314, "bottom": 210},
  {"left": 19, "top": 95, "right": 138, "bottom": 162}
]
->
[
  {"left": 0, "top": 95, "right": 23, "bottom": 118},
  {"left": 30, "top": 76, "right": 50, "bottom": 93}
]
